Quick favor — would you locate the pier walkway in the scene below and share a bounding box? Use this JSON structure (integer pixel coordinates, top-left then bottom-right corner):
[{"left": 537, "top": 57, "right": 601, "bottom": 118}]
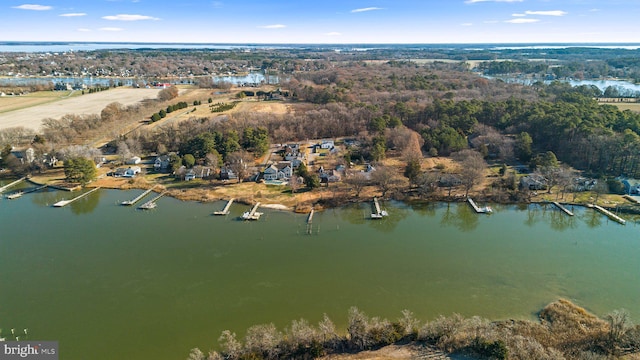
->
[
  {"left": 121, "top": 186, "right": 157, "bottom": 206},
  {"left": 371, "top": 197, "right": 389, "bottom": 219},
  {"left": 0, "top": 177, "right": 26, "bottom": 193},
  {"left": 5, "top": 185, "right": 47, "bottom": 200},
  {"left": 552, "top": 201, "right": 574, "bottom": 216},
  {"left": 53, "top": 187, "right": 100, "bottom": 207},
  {"left": 467, "top": 197, "right": 492, "bottom": 214},
  {"left": 214, "top": 198, "right": 235, "bottom": 215},
  {"left": 138, "top": 192, "right": 166, "bottom": 210},
  {"left": 241, "top": 202, "right": 262, "bottom": 220},
  {"left": 590, "top": 204, "right": 626, "bottom": 225}
]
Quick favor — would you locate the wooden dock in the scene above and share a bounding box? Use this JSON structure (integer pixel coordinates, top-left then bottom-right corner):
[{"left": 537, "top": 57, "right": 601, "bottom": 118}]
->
[
  {"left": 590, "top": 204, "right": 626, "bottom": 225},
  {"left": 307, "top": 208, "right": 314, "bottom": 224},
  {"left": 5, "top": 185, "right": 46, "bottom": 200},
  {"left": 121, "top": 186, "right": 156, "bottom": 206},
  {"left": 6, "top": 191, "right": 24, "bottom": 199},
  {"left": 53, "top": 187, "right": 101, "bottom": 207},
  {"left": 0, "top": 177, "right": 26, "bottom": 193},
  {"left": 241, "top": 202, "right": 262, "bottom": 220},
  {"left": 214, "top": 198, "right": 235, "bottom": 215},
  {"left": 467, "top": 197, "right": 492, "bottom": 214},
  {"left": 138, "top": 192, "right": 166, "bottom": 210},
  {"left": 371, "top": 197, "right": 389, "bottom": 219},
  {"left": 552, "top": 201, "right": 574, "bottom": 216}
]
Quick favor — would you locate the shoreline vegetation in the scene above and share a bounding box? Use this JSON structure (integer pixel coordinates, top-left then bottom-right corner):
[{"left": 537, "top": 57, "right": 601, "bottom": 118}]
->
[
  {"left": 187, "top": 299, "right": 640, "bottom": 360},
  {"left": 10, "top": 171, "right": 637, "bottom": 218}
]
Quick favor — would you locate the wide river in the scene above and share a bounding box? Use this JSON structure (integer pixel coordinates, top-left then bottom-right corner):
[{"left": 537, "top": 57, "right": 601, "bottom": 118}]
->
[{"left": 1, "top": 184, "right": 639, "bottom": 359}]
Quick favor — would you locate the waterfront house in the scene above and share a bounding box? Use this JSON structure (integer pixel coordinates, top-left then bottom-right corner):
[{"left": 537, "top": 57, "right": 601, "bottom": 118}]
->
[
  {"left": 220, "top": 166, "right": 237, "bottom": 180},
  {"left": 622, "top": 178, "right": 640, "bottom": 194},
  {"left": 520, "top": 174, "right": 548, "bottom": 190},
  {"left": 123, "top": 166, "right": 141, "bottom": 178},
  {"left": 263, "top": 164, "right": 279, "bottom": 181},
  {"left": 113, "top": 168, "right": 127, "bottom": 177},
  {"left": 154, "top": 155, "right": 171, "bottom": 171},
  {"left": 11, "top": 147, "right": 35, "bottom": 164},
  {"left": 276, "top": 162, "right": 293, "bottom": 180},
  {"left": 185, "top": 170, "right": 196, "bottom": 181}
]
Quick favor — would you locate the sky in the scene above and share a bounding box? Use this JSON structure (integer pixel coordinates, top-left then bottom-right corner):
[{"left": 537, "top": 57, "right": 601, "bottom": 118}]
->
[{"left": 2, "top": 0, "right": 640, "bottom": 44}]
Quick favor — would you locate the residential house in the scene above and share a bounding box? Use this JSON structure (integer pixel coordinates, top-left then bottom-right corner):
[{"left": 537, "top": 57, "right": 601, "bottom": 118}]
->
[
  {"left": 520, "top": 174, "right": 548, "bottom": 190},
  {"left": 154, "top": 155, "right": 171, "bottom": 172},
  {"left": 220, "top": 166, "right": 237, "bottom": 180},
  {"left": 11, "top": 147, "right": 35, "bottom": 164},
  {"left": 319, "top": 168, "right": 341, "bottom": 183},
  {"left": 276, "top": 162, "right": 293, "bottom": 180},
  {"left": 123, "top": 166, "right": 141, "bottom": 178},
  {"left": 264, "top": 162, "right": 294, "bottom": 181},
  {"left": 263, "top": 162, "right": 293, "bottom": 181},
  {"left": 283, "top": 146, "right": 305, "bottom": 168},
  {"left": 320, "top": 139, "right": 334, "bottom": 149},
  {"left": 622, "top": 178, "right": 640, "bottom": 195},
  {"left": 573, "top": 177, "right": 597, "bottom": 192},
  {"left": 263, "top": 164, "right": 279, "bottom": 181},
  {"left": 125, "top": 156, "right": 141, "bottom": 165},
  {"left": 113, "top": 168, "right": 128, "bottom": 177},
  {"left": 185, "top": 170, "right": 196, "bottom": 181},
  {"left": 188, "top": 165, "right": 212, "bottom": 180}
]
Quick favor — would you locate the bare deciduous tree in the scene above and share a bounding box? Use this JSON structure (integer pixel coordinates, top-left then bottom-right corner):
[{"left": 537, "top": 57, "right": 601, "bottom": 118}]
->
[
  {"left": 226, "top": 150, "right": 253, "bottom": 183},
  {"left": 455, "top": 149, "right": 487, "bottom": 197},
  {"left": 370, "top": 165, "right": 403, "bottom": 197},
  {"left": 344, "top": 171, "right": 370, "bottom": 198}
]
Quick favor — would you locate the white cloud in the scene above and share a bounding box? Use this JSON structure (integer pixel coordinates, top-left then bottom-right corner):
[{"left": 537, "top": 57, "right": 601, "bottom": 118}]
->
[
  {"left": 77, "top": 28, "right": 91, "bottom": 32},
  {"left": 589, "top": 8, "right": 600, "bottom": 12},
  {"left": 351, "top": 7, "right": 383, "bottom": 13},
  {"left": 483, "top": 20, "right": 500, "bottom": 23},
  {"left": 212, "top": 1, "right": 223, "bottom": 8},
  {"left": 100, "top": 27, "right": 124, "bottom": 31},
  {"left": 60, "top": 13, "right": 87, "bottom": 17},
  {"left": 461, "top": 23, "right": 473, "bottom": 26},
  {"left": 512, "top": 13, "right": 526, "bottom": 17},
  {"left": 525, "top": 10, "right": 567, "bottom": 16},
  {"left": 259, "top": 24, "right": 286, "bottom": 29},
  {"left": 102, "top": 14, "right": 160, "bottom": 21},
  {"left": 465, "top": 0, "right": 523, "bottom": 4},
  {"left": 12, "top": 4, "right": 52, "bottom": 11},
  {"left": 325, "top": 32, "right": 342, "bottom": 36},
  {"left": 505, "top": 18, "right": 540, "bottom": 23}
]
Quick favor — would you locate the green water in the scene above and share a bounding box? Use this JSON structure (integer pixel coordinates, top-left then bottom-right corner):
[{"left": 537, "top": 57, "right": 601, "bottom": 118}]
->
[{"left": 1, "top": 186, "right": 640, "bottom": 359}]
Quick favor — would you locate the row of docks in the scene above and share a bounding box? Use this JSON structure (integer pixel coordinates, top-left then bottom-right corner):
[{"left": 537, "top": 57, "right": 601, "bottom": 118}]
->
[{"left": 1, "top": 178, "right": 634, "bottom": 225}]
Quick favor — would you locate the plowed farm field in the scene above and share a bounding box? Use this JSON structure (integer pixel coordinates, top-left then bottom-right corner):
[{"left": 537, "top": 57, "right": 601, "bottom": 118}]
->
[{"left": 0, "top": 88, "right": 161, "bottom": 131}]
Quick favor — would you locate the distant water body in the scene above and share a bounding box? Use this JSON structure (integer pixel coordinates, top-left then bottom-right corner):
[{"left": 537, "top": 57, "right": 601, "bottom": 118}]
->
[{"left": 2, "top": 41, "right": 640, "bottom": 52}]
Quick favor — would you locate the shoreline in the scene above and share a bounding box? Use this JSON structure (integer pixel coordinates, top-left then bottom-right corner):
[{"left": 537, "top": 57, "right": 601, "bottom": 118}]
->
[{"left": 9, "top": 173, "right": 639, "bottom": 216}]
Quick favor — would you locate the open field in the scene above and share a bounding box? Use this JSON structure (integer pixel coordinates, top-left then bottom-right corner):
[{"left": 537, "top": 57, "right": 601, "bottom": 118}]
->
[
  {"left": 0, "top": 90, "right": 77, "bottom": 113},
  {"left": 0, "top": 88, "right": 161, "bottom": 131},
  {"left": 601, "top": 102, "right": 640, "bottom": 112}
]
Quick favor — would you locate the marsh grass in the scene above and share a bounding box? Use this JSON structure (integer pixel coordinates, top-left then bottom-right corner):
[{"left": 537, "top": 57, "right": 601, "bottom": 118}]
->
[{"left": 188, "top": 299, "right": 640, "bottom": 360}]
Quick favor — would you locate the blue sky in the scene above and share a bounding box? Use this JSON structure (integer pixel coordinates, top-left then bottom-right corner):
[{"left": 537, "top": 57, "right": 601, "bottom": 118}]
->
[{"left": 3, "top": 0, "right": 640, "bottom": 44}]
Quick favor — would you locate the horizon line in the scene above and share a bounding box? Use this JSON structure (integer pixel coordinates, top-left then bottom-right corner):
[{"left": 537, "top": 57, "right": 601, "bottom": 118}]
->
[{"left": 3, "top": 40, "right": 640, "bottom": 46}]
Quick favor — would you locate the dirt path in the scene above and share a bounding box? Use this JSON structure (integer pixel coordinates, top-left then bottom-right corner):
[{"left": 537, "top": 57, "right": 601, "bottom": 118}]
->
[{"left": 320, "top": 344, "right": 474, "bottom": 360}]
